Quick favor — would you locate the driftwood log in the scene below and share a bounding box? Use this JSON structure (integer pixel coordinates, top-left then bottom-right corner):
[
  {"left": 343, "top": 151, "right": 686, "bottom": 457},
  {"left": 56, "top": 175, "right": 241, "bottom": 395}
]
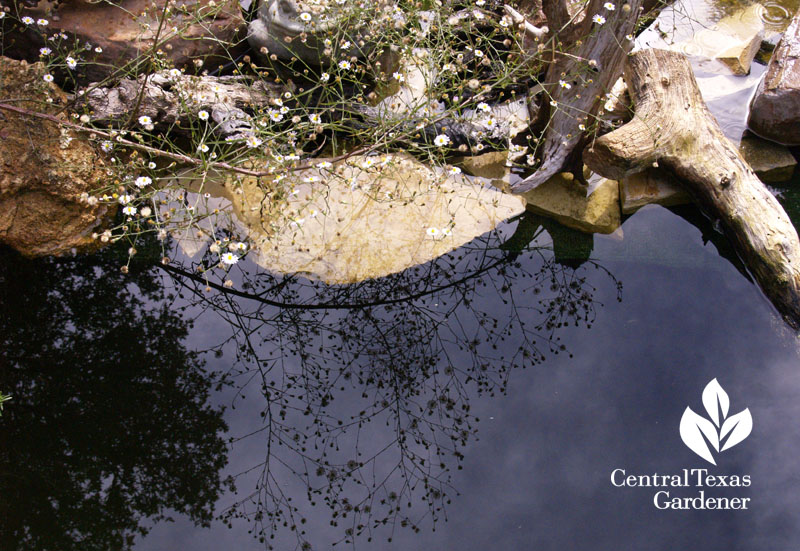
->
[
  {"left": 80, "top": 72, "right": 283, "bottom": 138},
  {"left": 80, "top": 72, "right": 512, "bottom": 150},
  {"left": 510, "top": 0, "right": 644, "bottom": 193},
  {"left": 584, "top": 49, "right": 800, "bottom": 328}
]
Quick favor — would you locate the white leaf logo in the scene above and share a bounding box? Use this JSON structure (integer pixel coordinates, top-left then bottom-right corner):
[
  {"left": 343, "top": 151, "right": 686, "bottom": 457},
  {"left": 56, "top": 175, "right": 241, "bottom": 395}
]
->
[{"left": 680, "top": 379, "right": 752, "bottom": 465}]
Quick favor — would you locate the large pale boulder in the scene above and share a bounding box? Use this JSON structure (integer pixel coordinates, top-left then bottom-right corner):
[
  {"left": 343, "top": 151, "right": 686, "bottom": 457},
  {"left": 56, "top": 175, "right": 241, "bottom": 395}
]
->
[
  {"left": 177, "top": 154, "right": 525, "bottom": 283},
  {"left": 0, "top": 57, "right": 112, "bottom": 256},
  {"left": 5, "top": 0, "right": 244, "bottom": 82},
  {"left": 748, "top": 8, "right": 800, "bottom": 145}
]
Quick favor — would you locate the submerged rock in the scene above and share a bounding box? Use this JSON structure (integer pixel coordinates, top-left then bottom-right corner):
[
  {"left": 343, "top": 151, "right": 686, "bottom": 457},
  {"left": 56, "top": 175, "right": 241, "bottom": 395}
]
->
[
  {"left": 620, "top": 169, "right": 691, "bottom": 214},
  {"left": 4, "top": 0, "right": 244, "bottom": 82},
  {"left": 0, "top": 57, "right": 112, "bottom": 256},
  {"left": 519, "top": 173, "right": 621, "bottom": 234},
  {"left": 710, "top": 5, "right": 766, "bottom": 75},
  {"left": 180, "top": 153, "right": 524, "bottom": 283},
  {"left": 748, "top": 7, "right": 800, "bottom": 145},
  {"left": 739, "top": 136, "right": 798, "bottom": 182}
]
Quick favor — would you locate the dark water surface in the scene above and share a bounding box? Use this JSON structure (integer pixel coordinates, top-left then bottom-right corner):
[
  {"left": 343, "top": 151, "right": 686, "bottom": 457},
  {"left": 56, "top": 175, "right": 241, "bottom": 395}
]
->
[{"left": 2, "top": 201, "right": 800, "bottom": 551}]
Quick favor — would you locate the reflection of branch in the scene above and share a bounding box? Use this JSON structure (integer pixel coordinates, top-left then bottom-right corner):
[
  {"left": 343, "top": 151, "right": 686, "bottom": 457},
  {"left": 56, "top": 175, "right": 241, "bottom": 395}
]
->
[{"left": 158, "top": 224, "right": 621, "bottom": 548}]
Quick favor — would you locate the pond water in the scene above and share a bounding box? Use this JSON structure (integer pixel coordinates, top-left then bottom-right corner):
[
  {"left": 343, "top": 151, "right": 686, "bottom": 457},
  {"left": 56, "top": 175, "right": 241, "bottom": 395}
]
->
[
  {"left": 4, "top": 0, "right": 800, "bottom": 549},
  {"left": 3, "top": 184, "right": 800, "bottom": 550}
]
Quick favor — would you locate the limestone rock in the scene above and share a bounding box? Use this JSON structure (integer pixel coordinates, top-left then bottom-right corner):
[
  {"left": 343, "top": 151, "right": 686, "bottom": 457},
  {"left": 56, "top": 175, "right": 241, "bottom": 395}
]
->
[
  {"left": 620, "top": 169, "right": 692, "bottom": 214},
  {"left": 455, "top": 151, "right": 509, "bottom": 180},
  {"left": 0, "top": 57, "right": 112, "bottom": 256},
  {"left": 712, "top": 5, "right": 766, "bottom": 75},
  {"left": 739, "top": 136, "right": 797, "bottom": 182},
  {"left": 520, "top": 173, "right": 621, "bottom": 234},
  {"left": 5, "top": 0, "right": 244, "bottom": 83},
  {"left": 181, "top": 153, "right": 525, "bottom": 283},
  {"left": 748, "top": 7, "right": 800, "bottom": 145}
]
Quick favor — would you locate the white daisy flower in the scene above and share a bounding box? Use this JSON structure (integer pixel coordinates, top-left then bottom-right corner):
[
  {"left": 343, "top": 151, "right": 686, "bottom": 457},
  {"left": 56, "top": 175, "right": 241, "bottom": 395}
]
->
[
  {"left": 134, "top": 176, "right": 152, "bottom": 188},
  {"left": 433, "top": 134, "right": 451, "bottom": 147},
  {"left": 338, "top": 60, "right": 351, "bottom": 70},
  {"left": 299, "top": 12, "right": 311, "bottom": 22},
  {"left": 36, "top": 18, "right": 48, "bottom": 26},
  {"left": 95, "top": 46, "right": 103, "bottom": 53},
  {"left": 392, "top": 71, "right": 405, "bottom": 82},
  {"left": 316, "top": 161, "right": 332, "bottom": 168},
  {"left": 39, "top": 47, "right": 52, "bottom": 56},
  {"left": 42, "top": 74, "right": 54, "bottom": 82},
  {"left": 198, "top": 110, "right": 209, "bottom": 121},
  {"left": 118, "top": 194, "right": 133, "bottom": 205},
  {"left": 66, "top": 57, "right": 77, "bottom": 69},
  {"left": 477, "top": 102, "right": 490, "bottom": 113},
  {"left": 448, "top": 166, "right": 462, "bottom": 175},
  {"left": 245, "top": 135, "right": 262, "bottom": 148},
  {"left": 592, "top": 14, "right": 606, "bottom": 24},
  {"left": 309, "top": 113, "right": 321, "bottom": 124},
  {"left": 604, "top": 2, "right": 616, "bottom": 9},
  {"left": 100, "top": 141, "right": 113, "bottom": 152},
  {"left": 426, "top": 227, "right": 439, "bottom": 237},
  {"left": 198, "top": 143, "right": 209, "bottom": 153},
  {"left": 138, "top": 115, "right": 153, "bottom": 126},
  {"left": 122, "top": 205, "right": 137, "bottom": 216},
  {"left": 559, "top": 80, "right": 571, "bottom": 89},
  {"left": 320, "top": 72, "right": 330, "bottom": 82},
  {"left": 220, "top": 252, "right": 239, "bottom": 265}
]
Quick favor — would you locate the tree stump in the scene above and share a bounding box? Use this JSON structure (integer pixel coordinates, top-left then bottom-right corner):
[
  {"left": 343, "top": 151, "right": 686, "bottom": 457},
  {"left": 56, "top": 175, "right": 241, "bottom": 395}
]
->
[{"left": 584, "top": 48, "right": 800, "bottom": 329}]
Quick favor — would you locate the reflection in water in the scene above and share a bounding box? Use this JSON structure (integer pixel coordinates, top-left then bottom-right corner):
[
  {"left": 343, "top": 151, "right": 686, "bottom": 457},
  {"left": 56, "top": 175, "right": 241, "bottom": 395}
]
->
[
  {"left": 160, "top": 212, "right": 621, "bottom": 549},
  {"left": 0, "top": 239, "right": 232, "bottom": 551}
]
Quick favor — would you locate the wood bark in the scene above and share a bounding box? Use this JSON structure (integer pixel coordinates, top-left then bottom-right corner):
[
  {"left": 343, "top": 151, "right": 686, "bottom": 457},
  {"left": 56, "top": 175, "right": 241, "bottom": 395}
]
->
[
  {"left": 80, "top": 72, "right": 283, "bottom": 138},
  {"left": 584, "top": 48, "right": 800, "bottom": 329},
  {"left": 510, "top": 0, "right": 644, "bottom": 193},
  {"left": 80, "top": 73, "right": 510, "bottom": 150}
]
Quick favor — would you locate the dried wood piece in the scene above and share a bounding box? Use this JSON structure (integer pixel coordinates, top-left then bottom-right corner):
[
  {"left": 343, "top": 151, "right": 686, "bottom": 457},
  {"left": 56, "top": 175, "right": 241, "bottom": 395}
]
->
[
  {"left": 80, "top": 72, "right": 283, "bottom": 138},
  {"left": 510, "top": 0, "right": 644, "bottom": 193},
  {"left": 584, "top": 48, "right": 800, "bottom": 328}
]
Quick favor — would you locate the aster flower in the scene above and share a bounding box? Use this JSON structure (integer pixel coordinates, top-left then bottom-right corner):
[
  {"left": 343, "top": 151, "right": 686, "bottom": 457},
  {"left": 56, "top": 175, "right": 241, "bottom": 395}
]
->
[
  {"left": 434, "top": 134, "right": 451, "bottom": 147},
  {"left": 122, "top": 205, "right": 137, "bottom": 216},
  {"left": 220, "top": 252, "right": 239, "bottom": 265},
  {"left": 245, "top": 135, "right": 262, "bottom": 148},
  {"left": 592, "top": 14, "right": 606, "bottom": 24},
  {"left": 134, "top": 176, "right": 152, "bottom": 188},
  {"left": 198, "top": 110, "right": 209, "bottom": 121},
  {"left": 138, "top": 115, "right": 153, "bottom": 126}
]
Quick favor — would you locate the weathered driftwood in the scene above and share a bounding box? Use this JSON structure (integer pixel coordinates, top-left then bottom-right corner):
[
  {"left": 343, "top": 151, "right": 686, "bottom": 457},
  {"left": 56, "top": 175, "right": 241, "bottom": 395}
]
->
[
  {"left": 510, "top": 0, "right": 644, "bottom": 193},
  {"left": 584, "top": 48, "right": 800, "bottom": 328},
  {"left": 81, "top": 72, "right": 513, "bottom": 150},
  {"left": 81, "top": 72, "right": 283, "bottom": 138}
]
